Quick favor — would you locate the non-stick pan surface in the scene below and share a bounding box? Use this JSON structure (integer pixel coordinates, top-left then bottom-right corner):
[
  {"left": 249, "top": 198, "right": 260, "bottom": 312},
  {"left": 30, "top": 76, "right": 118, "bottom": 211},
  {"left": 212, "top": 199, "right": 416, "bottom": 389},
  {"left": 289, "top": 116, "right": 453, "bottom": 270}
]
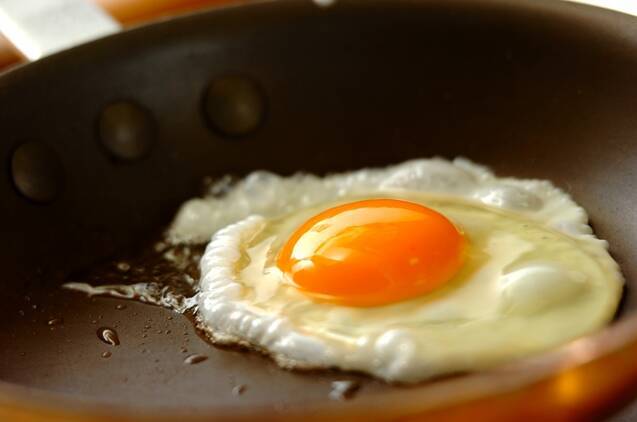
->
[{"left": 2, "top": 0, "right": 637, "bottom": 420}]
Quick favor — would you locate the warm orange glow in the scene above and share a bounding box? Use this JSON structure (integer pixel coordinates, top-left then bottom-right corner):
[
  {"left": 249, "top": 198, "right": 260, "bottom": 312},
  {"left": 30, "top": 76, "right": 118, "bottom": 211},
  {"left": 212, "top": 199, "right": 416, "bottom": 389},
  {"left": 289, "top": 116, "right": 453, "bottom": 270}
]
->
[
  {"left": 553, "top": 371, "right": 586, "bottom": 406},
  {"left": 277, "top": 199, "right": 466, "bottom": 307}
]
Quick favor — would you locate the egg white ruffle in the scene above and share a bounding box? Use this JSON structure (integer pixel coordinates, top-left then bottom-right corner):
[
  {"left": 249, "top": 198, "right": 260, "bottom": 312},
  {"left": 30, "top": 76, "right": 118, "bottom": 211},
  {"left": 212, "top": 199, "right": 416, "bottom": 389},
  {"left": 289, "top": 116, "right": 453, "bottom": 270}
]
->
[
  {"left": 168, "top": 158, "right": 600, "bottom": 246},
  {"left": 196, "top": 216, "right": 334, "bottom": 368},
  {"left": 185, "top": 158, "right": 623, "bottom": 382},
  {"left": 196, "top": 215, "right": 451, "bottom": 381}
]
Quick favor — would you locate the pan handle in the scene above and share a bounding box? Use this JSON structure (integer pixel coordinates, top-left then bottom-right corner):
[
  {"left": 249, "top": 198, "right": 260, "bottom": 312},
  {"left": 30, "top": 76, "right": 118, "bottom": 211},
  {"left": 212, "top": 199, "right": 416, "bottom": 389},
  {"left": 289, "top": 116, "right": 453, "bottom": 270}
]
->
[{"left": 0, "top": 0, "right": 120, "bottom": 61}]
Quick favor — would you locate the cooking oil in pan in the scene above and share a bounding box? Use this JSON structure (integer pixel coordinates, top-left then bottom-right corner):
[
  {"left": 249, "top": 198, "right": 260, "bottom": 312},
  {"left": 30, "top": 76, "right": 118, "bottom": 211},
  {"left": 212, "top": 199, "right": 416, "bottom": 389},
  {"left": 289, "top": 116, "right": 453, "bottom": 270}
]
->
[
  {"left": 63, "top": 243, "right": 201, "bottom": 315},
  {"left": 47, "top": 317, "right": 63, "bottom": 327},
  {"left": 97, "top": 327, "right": 120, "bottom": 346},
  {"left": 183, "top": 354, "right": 208, "bottom": 365}
]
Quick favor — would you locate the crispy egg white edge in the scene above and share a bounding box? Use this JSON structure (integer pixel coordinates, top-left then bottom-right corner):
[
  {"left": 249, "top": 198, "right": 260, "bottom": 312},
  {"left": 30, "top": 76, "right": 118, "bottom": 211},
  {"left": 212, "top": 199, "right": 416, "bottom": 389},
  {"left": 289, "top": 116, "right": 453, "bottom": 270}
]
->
[
  {"left": 169, "top": 158, "right": 624, "bottom": 382},
  {"left": 167, "top": 157, "right": 603, "bottom": 245},
  {"left": 194, "top": 214, "right": 622, "bottom": 382}
]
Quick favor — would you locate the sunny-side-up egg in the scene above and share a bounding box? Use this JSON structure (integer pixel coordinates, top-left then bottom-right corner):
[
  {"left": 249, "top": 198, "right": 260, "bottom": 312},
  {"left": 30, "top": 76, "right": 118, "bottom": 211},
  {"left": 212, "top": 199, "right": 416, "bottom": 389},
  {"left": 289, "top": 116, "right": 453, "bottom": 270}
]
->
[{"left": 167, "top": 158, "right": 623, "bottom": 383}]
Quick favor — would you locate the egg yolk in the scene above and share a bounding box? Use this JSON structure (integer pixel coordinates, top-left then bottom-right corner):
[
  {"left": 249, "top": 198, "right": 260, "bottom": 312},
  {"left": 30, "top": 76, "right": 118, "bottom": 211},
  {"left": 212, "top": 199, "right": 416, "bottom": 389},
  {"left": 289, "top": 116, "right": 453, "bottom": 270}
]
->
[{"left": 277, "top": 199, "right": 466, "bottom": 307}]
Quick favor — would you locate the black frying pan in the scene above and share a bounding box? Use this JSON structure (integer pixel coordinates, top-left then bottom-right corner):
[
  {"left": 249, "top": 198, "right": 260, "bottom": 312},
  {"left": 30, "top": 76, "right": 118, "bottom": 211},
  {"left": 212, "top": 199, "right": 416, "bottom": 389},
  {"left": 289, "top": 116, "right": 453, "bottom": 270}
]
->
[{"left": 2, "top": 0, "right": 637, "bottom": 420}]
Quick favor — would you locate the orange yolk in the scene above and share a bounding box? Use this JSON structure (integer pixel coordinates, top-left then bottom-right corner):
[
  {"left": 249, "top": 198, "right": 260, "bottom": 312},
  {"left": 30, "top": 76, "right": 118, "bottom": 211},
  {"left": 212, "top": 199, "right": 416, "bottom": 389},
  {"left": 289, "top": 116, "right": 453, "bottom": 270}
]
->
[{"left": 277, "top": 199, "right": 466, "bottom": 307}]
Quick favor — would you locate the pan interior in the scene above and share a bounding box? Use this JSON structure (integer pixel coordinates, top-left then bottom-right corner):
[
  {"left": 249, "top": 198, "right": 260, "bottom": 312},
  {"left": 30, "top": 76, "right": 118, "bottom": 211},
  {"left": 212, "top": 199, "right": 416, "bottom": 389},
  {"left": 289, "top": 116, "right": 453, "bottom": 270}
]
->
[{"left": 1, "top": 0, "right": 637, "bottom": 412}]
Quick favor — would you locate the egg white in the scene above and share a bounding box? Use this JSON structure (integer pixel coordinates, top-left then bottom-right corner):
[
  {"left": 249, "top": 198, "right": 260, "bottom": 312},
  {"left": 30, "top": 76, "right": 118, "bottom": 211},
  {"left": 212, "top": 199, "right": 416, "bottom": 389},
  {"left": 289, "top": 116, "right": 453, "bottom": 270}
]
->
[{"left": 170, "top": 158, "right": 623, "bottom": 382}]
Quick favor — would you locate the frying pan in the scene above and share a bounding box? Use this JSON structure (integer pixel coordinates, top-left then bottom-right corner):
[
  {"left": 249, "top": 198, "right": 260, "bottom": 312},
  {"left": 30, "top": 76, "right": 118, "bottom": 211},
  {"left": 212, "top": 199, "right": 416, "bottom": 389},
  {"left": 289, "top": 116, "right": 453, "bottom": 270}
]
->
[{"left": 1, "top": 0, "right": 637, "bottom": 420}]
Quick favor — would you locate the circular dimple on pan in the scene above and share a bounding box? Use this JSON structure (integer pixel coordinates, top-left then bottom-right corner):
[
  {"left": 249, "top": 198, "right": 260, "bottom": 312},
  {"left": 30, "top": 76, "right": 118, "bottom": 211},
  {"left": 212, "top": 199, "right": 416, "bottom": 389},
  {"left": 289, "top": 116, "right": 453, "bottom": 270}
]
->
[
  {"left": 203, "top": 75, "right": 266, "bottom": 137},
  {"left": 10, "top": 141, "right": 64, "bottom": 203},
  {"left": 98, "top": 100, "right": 156, "bottom": 161}
]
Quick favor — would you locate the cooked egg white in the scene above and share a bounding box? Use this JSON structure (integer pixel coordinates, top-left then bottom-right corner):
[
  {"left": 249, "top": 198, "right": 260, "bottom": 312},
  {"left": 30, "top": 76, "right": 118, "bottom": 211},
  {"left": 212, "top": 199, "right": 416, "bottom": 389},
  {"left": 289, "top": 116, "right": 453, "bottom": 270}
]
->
[{"left": 169, "top": 158, "right": 623, "bottom": 382}]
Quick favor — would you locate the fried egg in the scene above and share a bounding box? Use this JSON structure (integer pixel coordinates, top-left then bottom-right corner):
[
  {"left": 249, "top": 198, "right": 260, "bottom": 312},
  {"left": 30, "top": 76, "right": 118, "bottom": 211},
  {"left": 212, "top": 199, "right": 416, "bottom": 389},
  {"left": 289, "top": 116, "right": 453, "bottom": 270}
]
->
[{"left": 169, "top": 158, "right": 623, "bottom": 382}]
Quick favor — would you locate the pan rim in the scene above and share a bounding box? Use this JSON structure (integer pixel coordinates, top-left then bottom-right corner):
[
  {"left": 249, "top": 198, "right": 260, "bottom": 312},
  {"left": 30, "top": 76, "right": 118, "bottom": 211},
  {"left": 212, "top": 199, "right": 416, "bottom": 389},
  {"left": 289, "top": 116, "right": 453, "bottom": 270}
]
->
[{"left": 1, "top": 0, "right": 637, "bottom": 419}]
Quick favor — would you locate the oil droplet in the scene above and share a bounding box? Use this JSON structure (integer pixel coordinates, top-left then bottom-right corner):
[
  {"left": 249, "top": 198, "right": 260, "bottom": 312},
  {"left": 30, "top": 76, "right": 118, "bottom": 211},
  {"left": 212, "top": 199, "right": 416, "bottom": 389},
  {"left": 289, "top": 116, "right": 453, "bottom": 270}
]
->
[
  {"left": 116, "top": 262, "right": 131, "bottom": 272},
  {"left": 329, "top": 380, "right": 361, "bottom": 401},
  {"left": 91, "top": 320, "right": 97, "bottom": 324},
  {"left": 165, "top": 330, "right": 171, "bottom": 335},
  {"left": 167, "top": 316, "right": 173, "bottom": 320},
  {"left": 101, "top": 351, "right": 112, "bottom": 358},
  {"left": 47, "top": 318, "right": 63, "bottom": 326},
  {"left": 18, "top": 310, "right": 25, "bottom": 317},
  {"left": 116, "top": 304, "right": 127, "bottom": 310},
  {"left": 184, "top": 354, "right": 208, "bottom": 365},
  {"left": 232, "top": 384, "right": 247, "bottom": 396},
  {"left": 142, "top": 333, "right": 147, "bottom": 338},
  {"left": 180, "top": 347, "right": 188, "bottom": 353},
  {"left": 97, "top": 327, "right": 120, "bottom": 346}
]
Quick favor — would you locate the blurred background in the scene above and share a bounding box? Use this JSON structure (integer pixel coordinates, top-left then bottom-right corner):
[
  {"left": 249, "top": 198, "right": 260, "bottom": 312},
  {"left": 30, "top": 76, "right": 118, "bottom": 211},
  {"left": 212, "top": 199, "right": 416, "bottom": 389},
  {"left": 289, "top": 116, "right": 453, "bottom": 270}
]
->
[{"left": 0, "top": 0, "right": 635, "bottom": 70}]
